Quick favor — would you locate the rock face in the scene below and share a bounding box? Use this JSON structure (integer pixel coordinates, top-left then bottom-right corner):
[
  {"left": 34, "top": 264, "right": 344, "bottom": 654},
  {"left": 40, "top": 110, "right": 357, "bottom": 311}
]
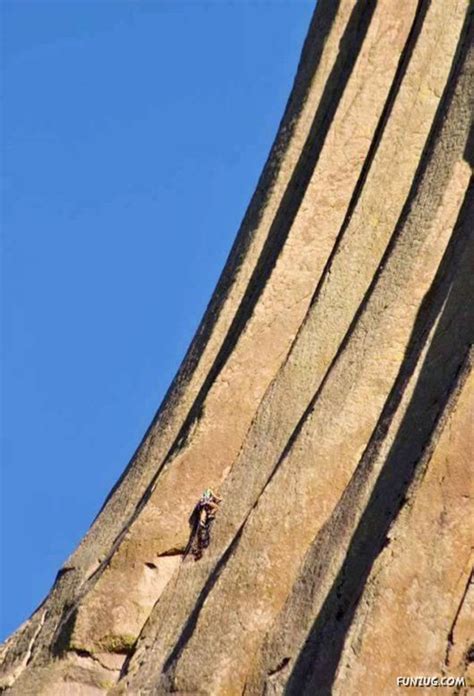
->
[{"left": 1, "top": 1, "right": 473, "bottom": 694}]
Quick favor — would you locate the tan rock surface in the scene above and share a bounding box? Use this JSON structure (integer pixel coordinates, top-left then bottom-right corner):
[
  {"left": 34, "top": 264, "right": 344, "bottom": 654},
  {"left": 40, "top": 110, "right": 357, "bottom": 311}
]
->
[
  {"left": 1, "top": 1, "right": 472, "bottom": 694},
  {"left": 331, "top": 360, "right": 473, "bottom": 696}
]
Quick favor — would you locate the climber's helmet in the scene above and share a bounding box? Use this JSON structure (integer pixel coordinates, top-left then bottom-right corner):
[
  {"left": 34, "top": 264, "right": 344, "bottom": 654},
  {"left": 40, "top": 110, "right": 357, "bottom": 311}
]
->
[{"left": 202, "top": 488, "right": 213, "bottom": 501}]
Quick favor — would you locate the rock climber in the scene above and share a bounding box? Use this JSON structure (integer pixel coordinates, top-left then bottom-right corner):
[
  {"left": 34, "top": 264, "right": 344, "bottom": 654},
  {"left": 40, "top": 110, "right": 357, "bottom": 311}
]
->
[{"left": 185, "top": 488, "right": 222, "bottom": 561}]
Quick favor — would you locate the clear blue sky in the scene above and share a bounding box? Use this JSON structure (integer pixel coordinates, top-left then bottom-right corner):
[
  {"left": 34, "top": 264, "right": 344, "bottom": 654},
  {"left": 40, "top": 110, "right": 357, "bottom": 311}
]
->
[{"left": 1, "top": 0, "right": 314, "bottom": 641}]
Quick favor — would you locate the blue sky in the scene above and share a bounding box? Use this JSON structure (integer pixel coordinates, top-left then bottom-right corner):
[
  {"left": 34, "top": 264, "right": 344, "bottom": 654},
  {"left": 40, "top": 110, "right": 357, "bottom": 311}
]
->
[{"left": 1, "top": 0, "right": 314, "bottom": 640}]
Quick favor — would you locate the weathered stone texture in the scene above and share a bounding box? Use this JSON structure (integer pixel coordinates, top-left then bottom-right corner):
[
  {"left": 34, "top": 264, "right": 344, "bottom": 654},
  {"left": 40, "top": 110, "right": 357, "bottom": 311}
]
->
[{"left": 1, "top": 1, "right": 472, "bottom": 694}]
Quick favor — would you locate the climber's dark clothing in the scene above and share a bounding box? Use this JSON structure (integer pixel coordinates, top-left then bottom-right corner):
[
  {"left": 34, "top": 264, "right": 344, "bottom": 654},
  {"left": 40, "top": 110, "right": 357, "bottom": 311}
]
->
[{"left": 185, "top": 492, "right": 221, "bottom": 561}]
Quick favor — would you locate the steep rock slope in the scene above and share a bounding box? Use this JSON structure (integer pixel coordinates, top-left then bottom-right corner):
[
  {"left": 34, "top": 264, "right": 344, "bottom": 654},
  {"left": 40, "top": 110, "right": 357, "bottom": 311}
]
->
[{"left": 1, "top": 1, "right": 472, "bottom": 694}]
